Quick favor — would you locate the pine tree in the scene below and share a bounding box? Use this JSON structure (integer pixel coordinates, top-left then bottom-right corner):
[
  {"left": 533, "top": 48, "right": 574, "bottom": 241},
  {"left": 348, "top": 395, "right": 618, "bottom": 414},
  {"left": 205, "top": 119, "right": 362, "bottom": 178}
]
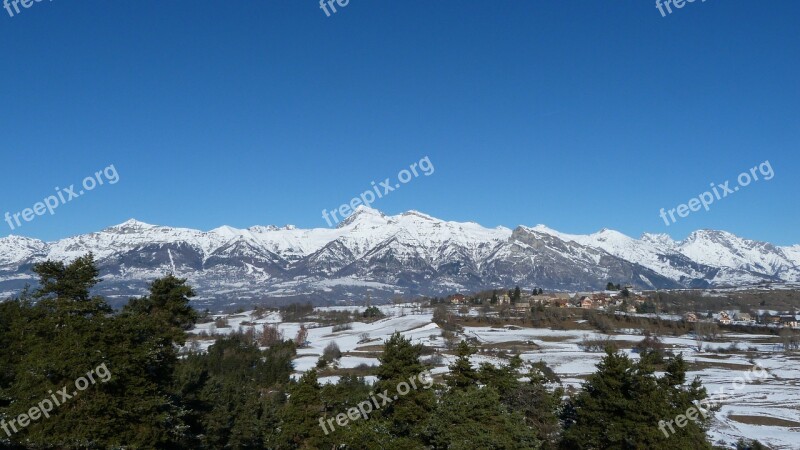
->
[
  {"left": 560, "top": 350, "right": 710, "bottom": 449},
  {"left": 2, "top": 255, "right": 188, "bottom": 448},
  {"left": 445, "top": 341, "right": 478, "bottom": 390},
  {"left": 275, "top": 371, "right": 326, "bottom": 449},
  {"left": 374, "top": 333, "right": 435, "bottom": 441},
  {"left": 426, "top": 386, "right": 540, "bottom": 449},
  {"left": 123, "top": 274, "right": 198, "bottom": 339}
]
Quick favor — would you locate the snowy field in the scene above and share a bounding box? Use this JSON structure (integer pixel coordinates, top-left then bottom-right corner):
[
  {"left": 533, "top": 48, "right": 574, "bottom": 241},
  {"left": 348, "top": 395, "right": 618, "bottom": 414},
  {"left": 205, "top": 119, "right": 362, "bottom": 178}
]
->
[{"left": 189, "top": 305, "right": 800, "bottom": 449}]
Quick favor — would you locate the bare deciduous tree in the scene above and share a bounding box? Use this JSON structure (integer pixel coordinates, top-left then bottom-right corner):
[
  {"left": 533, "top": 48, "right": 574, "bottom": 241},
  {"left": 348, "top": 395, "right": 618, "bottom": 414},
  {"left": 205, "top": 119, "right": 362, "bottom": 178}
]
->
[
  {"left": 295, "top": 324, "right": 309, "bottom": 347},
  {"left": 259, "top": 323, "right": 284, "bottom": 347}
]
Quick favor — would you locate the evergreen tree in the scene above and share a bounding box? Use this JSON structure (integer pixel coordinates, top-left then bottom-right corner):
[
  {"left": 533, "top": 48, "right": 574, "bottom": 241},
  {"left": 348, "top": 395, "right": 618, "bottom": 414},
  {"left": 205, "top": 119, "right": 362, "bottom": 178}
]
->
[
  {"left": 123, "top": 274, "right": 198, "bottom": 341},
  {"left": 32, "top": 253, "right": 110, "bottom": 317},
  {"left": 560, "top": 350, "right": 710, "bottom": 449},
  {"left": 1, "top": 256, "right": 188, "bottom": 448},
  {"left": 375, "top": 333, "right": 435, "bottom": 442},
  {"left": 425, "top": 386, "right": 540, "bottom": 449},
  {"left": 274, "top": 371, "right": 326, "bottom": 449},
  {"left": 176, "top": 334, "right": 295, "bottom": 448},
  {"left": 445, "top": 341, "right": 478, "bottom": 390},
  {"left": 479, "top": 357, "right": 563, "bottom": 448}
]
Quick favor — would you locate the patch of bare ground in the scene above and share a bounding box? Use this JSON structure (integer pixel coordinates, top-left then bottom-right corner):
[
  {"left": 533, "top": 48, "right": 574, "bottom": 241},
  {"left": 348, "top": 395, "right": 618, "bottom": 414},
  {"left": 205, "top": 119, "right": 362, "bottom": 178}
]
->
[
  {"left": 317, "top": 364, "right": 378, "bottom": 378},
  {"left": 728, "top": 415, "right": 800, "bottom": 428},
  {"left": 691, "top": 353, "right": 733, "bottom": 360},
  {"left": 481, "top": 341, "right": 541, "bottom": 352},
  {"left": 354, "top": 344, "right": 385, "bottom": 352},
  {"left": 687, "top": 360, "right": 756, "bottom": 371},
  {"left": 404, "top": 322, "right": 436, "bottom": 332},
  {"left": 535, "top": 335, "right": 574, "bottom": 343},
  {"left": 343, "top": 350, "right": 383, "bottom": 359}
]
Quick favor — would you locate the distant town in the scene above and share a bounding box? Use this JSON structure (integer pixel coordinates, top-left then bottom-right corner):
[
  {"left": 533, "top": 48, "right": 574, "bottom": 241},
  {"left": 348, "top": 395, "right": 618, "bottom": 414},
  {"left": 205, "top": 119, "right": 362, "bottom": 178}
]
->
[{"left": 433, "top": 285, "right": 800, "bottom": 329}]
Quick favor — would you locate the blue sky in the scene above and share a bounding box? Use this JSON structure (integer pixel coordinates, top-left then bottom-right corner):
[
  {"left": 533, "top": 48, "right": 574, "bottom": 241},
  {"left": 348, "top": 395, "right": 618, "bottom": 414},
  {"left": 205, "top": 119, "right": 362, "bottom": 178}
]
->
[{"left": 1, "top": 0, "right": 798, "bottom": 245}]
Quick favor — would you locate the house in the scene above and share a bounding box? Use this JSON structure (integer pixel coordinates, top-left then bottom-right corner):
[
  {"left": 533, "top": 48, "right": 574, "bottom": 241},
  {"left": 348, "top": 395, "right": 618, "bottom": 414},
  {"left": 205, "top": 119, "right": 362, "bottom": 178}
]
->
[
  {"left": 579, "top": 296, "right": 595, "bottom": 309},
  {"left": 530, "top": 295, "right": 550, "bottom": 305},
  {"left": 513, "top": 301, "right": 531, "bottom": 312},
  {"left": 552, "top": 298, "right": 570, "bottom": 308},
  {"left": 536, "top": 293, "right": 572, "bottom": 308},
  {"left": 717, "top": 311, "right": 732, "bottom": 325},
  {"left": 449, "top": 294, "right": 467, "bottom": 305},
  {"left": 733, "top": 312, "right": 752, "bottom": 323},
  {"left": 592, "top": 293, "right": 612, "bottom": 307},
  {"left": 685, "top": 312, "right": 698, "bottom": 323},
  {"left": 762, "top": 314, "right": 782, "bottom": 325},
  {"left": 779, "top": 315, "right": 799, "bottom": 328},
  {"left": 553, "top": 293, "right": 572, "bottom": 300},
  {"left": 497, "top": 294, "right": 511, "bottom": 305}
]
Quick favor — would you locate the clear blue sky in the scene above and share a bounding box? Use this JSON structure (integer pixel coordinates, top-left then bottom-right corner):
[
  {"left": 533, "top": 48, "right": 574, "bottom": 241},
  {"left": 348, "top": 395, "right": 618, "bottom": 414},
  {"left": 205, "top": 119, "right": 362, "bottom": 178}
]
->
[{"left": 1, "top": 0, "right": 798, "bottom": 245}]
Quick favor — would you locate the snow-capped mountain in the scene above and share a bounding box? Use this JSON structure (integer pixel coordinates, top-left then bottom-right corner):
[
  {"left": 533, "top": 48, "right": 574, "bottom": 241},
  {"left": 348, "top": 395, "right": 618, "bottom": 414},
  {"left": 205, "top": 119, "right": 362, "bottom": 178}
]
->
[{"left": 0, "top": 207, "right": 796, "bottom": 308}]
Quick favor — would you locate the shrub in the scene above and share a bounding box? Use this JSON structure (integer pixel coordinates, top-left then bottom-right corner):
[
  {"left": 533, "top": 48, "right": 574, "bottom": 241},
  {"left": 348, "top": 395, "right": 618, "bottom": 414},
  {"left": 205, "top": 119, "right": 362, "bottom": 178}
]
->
[
  {"left": 252, "top": 305, "right": 270, "bottom": 320},
  {"left": 579, "top": 334, "right": 618, "bottom": 353},
  {"left": 280, "top": 303, "right": 314, "bottom": 322},
  {"left": 322, "top": 341, "right": 342, "bottom": 362},
  {"left": 332, "top": 323, "right": 353, "bottom": 332},
  {"left": 425, "top": 353, "right": 444, "bottom": 366},
  {"left": 442, "top": 329, "right": 459, "bottom": 350},
  {"left": 588, "top": 313, "right": 615, "bottom": 333},
  {"left": 362, "top": 306, "right": 385, "bottom": 319},
  {"left": 736, "top": 438, "right": 769, "bottom": 450}
]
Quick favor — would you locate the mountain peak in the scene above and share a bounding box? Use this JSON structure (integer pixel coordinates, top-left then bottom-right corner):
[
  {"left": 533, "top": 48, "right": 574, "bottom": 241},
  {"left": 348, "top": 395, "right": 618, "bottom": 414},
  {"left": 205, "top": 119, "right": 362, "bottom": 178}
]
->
[
  {"left": 641, "top": 232, "right": 675, "bottom": 246},
  {"left": 401, "top": 210, "right": 437, "bottom": 221},
  {"left": 593, "top": 228, "right": 628, "bottom": 238},
  {"left": 684, "top": 229, "right": 734, "bottom": 242},
  {"left": 248, "top": 225, "right": 280, "bottom": 233},
  {"left": 530, "top": 224, "right": 557, "bottom": 234},
  {"left": 337, "top": 206, "right": 387, "bottom": 228},
  {"left": 210, "top": 225, "right": 243, "bottom": 238},
  {"left": 107, "top": 219, "right": 156, "bottom": 231},
  {"left": 0, "top": 234, "right": 46, "bottom": 245}
]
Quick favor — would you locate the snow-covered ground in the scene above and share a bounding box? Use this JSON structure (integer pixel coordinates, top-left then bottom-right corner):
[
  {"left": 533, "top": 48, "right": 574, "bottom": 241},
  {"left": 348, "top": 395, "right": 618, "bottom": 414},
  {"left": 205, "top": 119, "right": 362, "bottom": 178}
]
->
[{"left": 189, "top": 305, "right": 800, "bottom": 449}]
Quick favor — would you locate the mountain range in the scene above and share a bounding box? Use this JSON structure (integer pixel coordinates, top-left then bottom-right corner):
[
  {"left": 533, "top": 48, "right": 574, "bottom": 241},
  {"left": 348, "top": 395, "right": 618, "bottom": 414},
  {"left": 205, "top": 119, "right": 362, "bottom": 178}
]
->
[{"left": 1, "top": 206, "right": 798, "bottom": 308}]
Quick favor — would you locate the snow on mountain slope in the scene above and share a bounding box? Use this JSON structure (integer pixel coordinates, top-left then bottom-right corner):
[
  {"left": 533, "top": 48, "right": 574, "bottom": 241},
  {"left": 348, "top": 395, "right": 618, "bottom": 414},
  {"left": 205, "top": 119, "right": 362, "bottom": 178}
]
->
[
  {"left": 0, "top": 235, "right": 47, "bottom": 265},
  {"left": 0, "top": 208, "right": 796, "bottom": 305},
  {"left": 677, "top": 230, "right": 798, "bottom": 282},
  {"left": 247, "top": 225, "right": 344, "bottom": 261},
  {"left": 530, "top": 226, "right": 711, "bottom": 282},
  {"left": 781, "top": 245, "right": 800, "bottom": 267},
  {"left": 47, "top": 219, "right": 220, "bottom": 261},
  {"left": 504, "top": 226, "right": 682, "bottom": 290},
  {"left": 321, "top": 207, "right": 511, "bottom": 265}
]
